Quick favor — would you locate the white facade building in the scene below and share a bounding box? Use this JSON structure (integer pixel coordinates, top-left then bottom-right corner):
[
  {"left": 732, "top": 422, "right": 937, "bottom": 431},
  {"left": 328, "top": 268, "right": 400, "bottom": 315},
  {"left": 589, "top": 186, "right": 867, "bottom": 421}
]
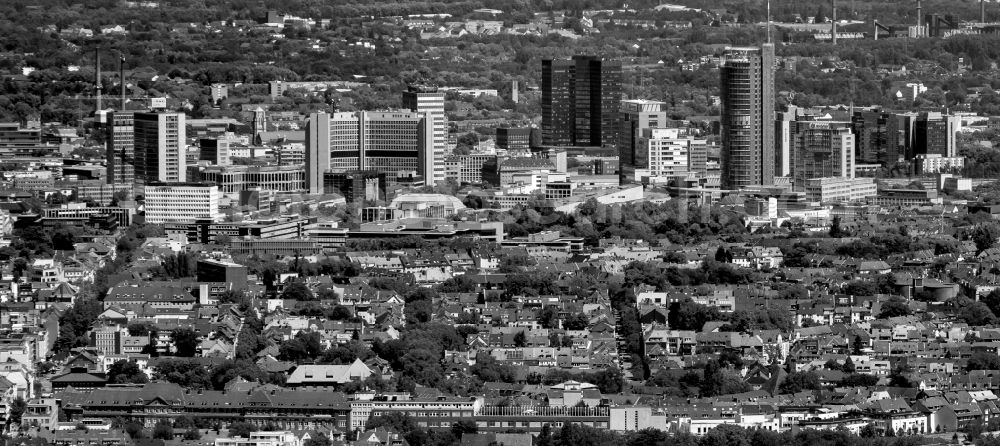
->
[{"left": 143, "top": 182, "right": 221, "bottom": 223}]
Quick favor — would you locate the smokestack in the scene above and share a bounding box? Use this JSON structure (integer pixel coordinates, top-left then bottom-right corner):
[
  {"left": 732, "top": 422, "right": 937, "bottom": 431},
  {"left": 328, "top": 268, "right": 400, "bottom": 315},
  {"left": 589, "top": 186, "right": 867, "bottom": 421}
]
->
[
  {"left": 832, "top": 0, "right": 837, "bottom": 45},
  {"left": 983, "top": 0, "right": 987, "bottom": 23},
  {"left": 95, "top": 49, "right": 102, "bottom": 113},
  {"left": 120, "top": 55, "right": 126, "bottom": 110},
  {"left": 917, "top": 0, "right": 923, "bottom": 29}
]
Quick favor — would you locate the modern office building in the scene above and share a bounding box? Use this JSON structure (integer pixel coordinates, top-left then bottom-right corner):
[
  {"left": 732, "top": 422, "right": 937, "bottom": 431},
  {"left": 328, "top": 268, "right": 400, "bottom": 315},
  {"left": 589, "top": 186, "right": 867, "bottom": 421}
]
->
[
  {"left": 133, "top": 112, "right": 186, "bottom": 192},
  {"left": 323, "top": 170, "right": 387, "bottom": 203},
  {"left": 443, "top": 154, "right": 496, "bottom": 185},
  {"left": 198, "top": 137, "right": 230, "bottom": 166},
  {"left": 306, "top": 111, "right": 433, "bottom": 194},
  {"left": 495, "top": 127, "right": 532, "bottom": 152},
  {"left": 105, "top": 111, "right": 134, "bottom": 188},
  {"left": 641, "top": 128, "right": 691, "bottom": 178},
  {"left": 619, "top": 99, "right": 668, "bottom": 184},
  {"left": 402, "top": 85, "right": 447, "bottom": 184},
  {"left": 188, "top": 164, "right": 306, "bottom": 198},
  {"left": 720, "top": 44, "right": 775, "bottom": 190},
  {"left": 804, "top": 177, "right": 877, "bottom": 203},
  {"left": 143, "top": 182, "right": 220, "bottom": 224},
  {"left": 791, "top": 121, "right": 855, "bottom": 190},
  {"left": 0, "top": 122, "right": 41, "bottom": 148},
  {"left": 541, "top": 56, "right": 623, "bottom": 148},
  {"left": 196, "top": 259, "right": 248, "bottom": 290},
  {"left": 914, "top": 112, "right": 960, "bottom": 158}
]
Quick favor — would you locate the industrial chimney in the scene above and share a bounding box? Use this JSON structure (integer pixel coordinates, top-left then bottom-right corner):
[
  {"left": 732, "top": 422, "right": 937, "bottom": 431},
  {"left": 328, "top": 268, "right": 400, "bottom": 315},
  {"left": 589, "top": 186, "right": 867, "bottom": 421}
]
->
[
  {"left": 120, "top": 55, "right": 126, "bottom": 110},
  {"left": 94, "top": 49, "right": 102, "bottom": 113}
]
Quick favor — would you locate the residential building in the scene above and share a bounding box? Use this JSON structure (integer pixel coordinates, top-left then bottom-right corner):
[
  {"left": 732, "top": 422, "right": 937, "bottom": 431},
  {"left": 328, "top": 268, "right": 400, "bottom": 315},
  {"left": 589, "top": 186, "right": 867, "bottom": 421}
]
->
[
  {"left": 541, "top": 56, "right": 623, "bottom": 148},
  {"left": 915, "top": 154, "right": 964, "bottom": 173},
  {"left": 720, "top": 45, "right": 775, "bottom": 189},
  {"left": 142, "top": 182, "right": 221, "bottom": 223}
]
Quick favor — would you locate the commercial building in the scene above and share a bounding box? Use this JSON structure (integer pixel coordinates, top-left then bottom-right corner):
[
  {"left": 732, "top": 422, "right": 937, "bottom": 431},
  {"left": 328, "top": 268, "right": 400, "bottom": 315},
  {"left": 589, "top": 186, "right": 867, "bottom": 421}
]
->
[
  {"left": 541, "top": 56, "right": 623, "bottom": 148},
  {"left": 481, "top": 157, "right": 555, "bottom": 187},
  {"left": 105, "top": 111, "right": 134, "bottom": 188},
  {"left": 133, "top": 112, "right": 186, "bottom": 191},
  {"left": 791, "top": 121, "right": 855, "bottom": 190},
  {"left": 495, "top": 127, "right": 532, "bottom": 152},
  {"left": 803, "top": 177, "right": 877, "bottom": 203},
  {"left": 641, "top": 128, "right": 692, "bottom": 178},
  {"left": 198, "top": 138, "right": 229, "bottom": 166},
  {"left": 306, "top": 111, "right": 434, "bottom": 194},
  {"left": 164, "top": 216, "right": 311, "bottom": 244},
  {"left": 914, "top": 112, "right": 960, "bottom": 158},
  {"left": 142, "top": 182, "right": 220, "bottom": 224},
  {"left": 720, "top": 45, "right": 775, "bottom": 190},
  {"left": 443, "top": 154, "right": 496, "bottom": 185},
  {"left": 196, "top": 259, "right": 248, "bottom": 290},
  {"left": 402, "top": 85, "right": 447, "bottom": 184},
  {"left": 323, "top": 170, "right": 386, "bottom": 203},
  {"left": 868, "top": 188, "right": 942, "bottom": 207},
  {"left": 618, "top": 99, "right": 668, "bottom": 184},
  {"left": 0, "top": 122, "right": 41, "bottom": 149},
  {"left": 189, "top": 164, "right": 306, "bottom": 198}
]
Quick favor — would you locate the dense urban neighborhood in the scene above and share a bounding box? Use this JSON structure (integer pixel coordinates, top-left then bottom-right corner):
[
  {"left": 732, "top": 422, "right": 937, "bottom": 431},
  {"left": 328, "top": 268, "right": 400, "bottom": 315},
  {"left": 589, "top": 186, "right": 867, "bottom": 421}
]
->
[{"left": 11, "top": 0, "right": 1000, "bottom": 446}]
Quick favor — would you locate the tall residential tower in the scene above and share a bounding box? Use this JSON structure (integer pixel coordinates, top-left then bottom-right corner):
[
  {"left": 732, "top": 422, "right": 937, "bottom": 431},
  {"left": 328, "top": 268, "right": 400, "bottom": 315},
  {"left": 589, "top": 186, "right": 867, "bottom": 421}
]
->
[{"left": 402, "top": 86, "right": 446, "bottom": 185}]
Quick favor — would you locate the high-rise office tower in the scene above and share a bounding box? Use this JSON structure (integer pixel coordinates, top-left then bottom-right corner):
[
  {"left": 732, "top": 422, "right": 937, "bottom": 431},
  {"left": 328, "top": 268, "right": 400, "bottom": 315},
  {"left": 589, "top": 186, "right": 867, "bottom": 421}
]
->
[
  {"left": 402, "top": 86, "right": 446, "bottom": 185},
  {"left": 618, "top": 99, "right": 667, "bottom": 184},
  {"left": 791, "top": 121, "right": 855, "bottom": 190},
  {"left": 133, "top": 112, "right": 186, "bottom": 191},
  {"left": 914, "top": 112, "right": 961, "bottom": 158},
  {"left": 305, "top": 111, "right": 432, "bottom": 194},
  {"left": 541, "top": 55, "right": 623, "bottom": 148},
  {"left": 851, "top": 111, "right": 890, "bottom": 164},
  {"left": 106, "top": 110, "right": 134, "bottom": 188},
  {"left": 720, "top": 44, "right": 775, "bottom": 190},
  {"left": 305, "top": 112, "right": 331, "bottom": 195}
]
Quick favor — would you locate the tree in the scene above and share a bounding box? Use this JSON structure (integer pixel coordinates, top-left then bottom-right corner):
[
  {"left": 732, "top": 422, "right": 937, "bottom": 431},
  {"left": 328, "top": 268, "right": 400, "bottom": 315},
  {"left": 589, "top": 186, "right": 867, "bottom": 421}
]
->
[
  {"left": 8, "top": 397, "right": 26, "bottom": 425},
  {"left": 968, "top": 351, "right": 1000, "bottom": 371},
  {"left": 170, "top": 328, "right": 201, "bottom": 357},
  {"left": 152, "top": 420, "right": 173, "bottom": 440},
  {"left": 513, "top": 331, "right": 527, "bottom": 347},
  {"left": 304, "top": 432, "right": 331, "bottom": 446},
  {"left": 280, "top": 279, "right": 315, "bottom": 301},
  {"left": 107, "top": 360, "right": 149, "bottom": 384},
  {"left": 972, "top": 222, "right": 1000, "bottom": 253},
  {"left": 228, "top": 421, "right": 255, "bottom": 438},
  {"left": 779, "top": 371, "right": 821, "bottom": 394},
  {"left": 183, "top": 428, "right": 201, "bottom": 440},
  {"left": 852, "top": 335, "right": 865, "bottom": 354},
  {"left": 877, "top": 297, "right": 911, "bottom": 319},
  {"left": 829, "top": 215, "right": 844, "bottom": 237}
]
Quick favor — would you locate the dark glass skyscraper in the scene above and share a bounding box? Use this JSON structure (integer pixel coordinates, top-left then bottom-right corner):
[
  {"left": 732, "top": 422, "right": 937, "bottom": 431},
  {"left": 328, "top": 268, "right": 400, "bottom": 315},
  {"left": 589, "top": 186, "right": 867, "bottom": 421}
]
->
[
  {"left": 720, "top": 44, "right": 775, "bottom": 190},
  {"left": 541, "top": 55, "right": 622, "bottom": 148}
]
